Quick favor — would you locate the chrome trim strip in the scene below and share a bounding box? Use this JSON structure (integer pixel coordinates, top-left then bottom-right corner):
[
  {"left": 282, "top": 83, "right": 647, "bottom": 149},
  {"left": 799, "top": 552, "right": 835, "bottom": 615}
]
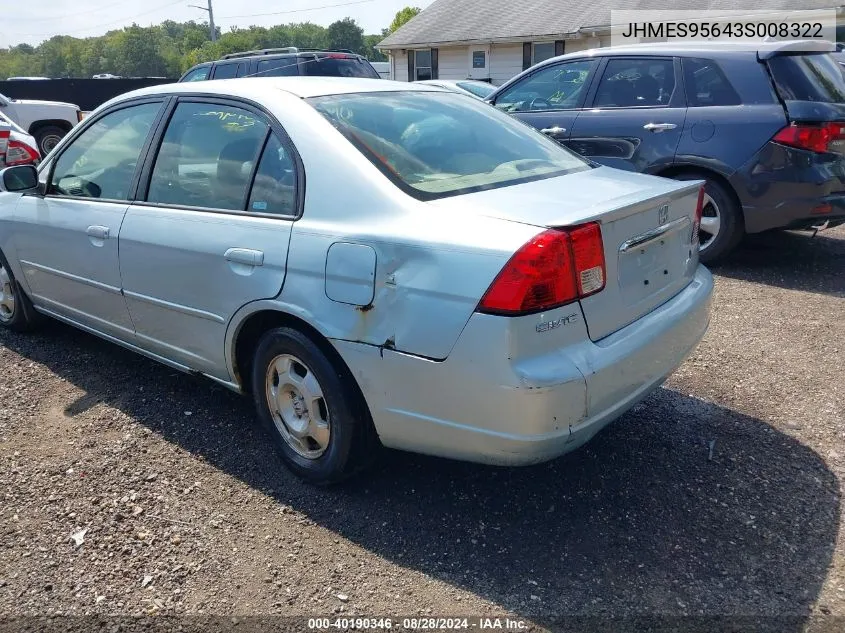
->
[
  {"left": 21, "top": 260, "right": 122, "bottom": 295},
  {"left": 123, "top": 290, "right": 226, "bottom": 324},
  {"left": 618, "top": 217, "right": 689, "bottom": 253}
]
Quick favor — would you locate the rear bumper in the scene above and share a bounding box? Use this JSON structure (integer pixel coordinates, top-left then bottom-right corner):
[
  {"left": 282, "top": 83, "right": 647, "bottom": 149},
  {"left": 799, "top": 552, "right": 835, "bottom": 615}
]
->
[
  {"left": 333, "top": 266, "right": 713, "bottom": 466},
  {"left": 732, "top": 142, "right": 845, "bottom": 233}
]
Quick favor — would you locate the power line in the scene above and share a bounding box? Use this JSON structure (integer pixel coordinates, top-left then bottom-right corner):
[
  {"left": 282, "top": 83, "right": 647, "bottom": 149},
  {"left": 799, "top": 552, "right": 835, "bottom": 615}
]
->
[
  {"left": 20, "top": 0, "right": 187, "bottom": 37},
  {"left": 218, "top": 0, "right": 376, "bottom": 20}
]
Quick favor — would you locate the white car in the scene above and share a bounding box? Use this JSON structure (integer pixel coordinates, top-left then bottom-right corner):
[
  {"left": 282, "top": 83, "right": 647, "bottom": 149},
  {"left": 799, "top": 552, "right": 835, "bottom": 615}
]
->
[
  {"left": 418, "top": 79, "right": 497, "bottom": 99},
  {"left": 0, "top": 92, "right": 82, "bottom": 155}
]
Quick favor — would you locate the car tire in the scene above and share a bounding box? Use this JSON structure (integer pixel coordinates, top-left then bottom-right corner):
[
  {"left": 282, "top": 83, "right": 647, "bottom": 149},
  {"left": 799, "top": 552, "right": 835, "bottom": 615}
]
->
[
  {"left": 33, "top": 125, "right": 67, "bottom": 156},
  {"left": 0, "top": 250, "right": 42, "bottom": 332},
  {"left": 673, "top": 173, "right": 744, "bottom": 265},
  {"left": 251, "top": 327, "right": 376, "bottom": 485}
]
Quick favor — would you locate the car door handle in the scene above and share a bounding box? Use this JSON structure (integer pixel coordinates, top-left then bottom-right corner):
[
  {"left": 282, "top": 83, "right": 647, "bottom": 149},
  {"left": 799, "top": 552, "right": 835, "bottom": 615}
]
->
[
  {"left": 225, "top": 248, "right": 264, "bottom": 266},
  {"left": 540, "top": 126, "right": 566, "bottom": 135},
  {"left": 86, "top": 225, "right": 110, "bottom": 240},
  {"left": 643, "top": 122, "right": 678, "bottom": 133}
]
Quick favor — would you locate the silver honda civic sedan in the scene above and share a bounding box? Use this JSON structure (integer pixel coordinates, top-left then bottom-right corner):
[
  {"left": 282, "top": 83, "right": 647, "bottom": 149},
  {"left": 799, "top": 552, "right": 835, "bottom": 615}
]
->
[{"left": 0, "top": 78, "right": 713, "bottom": 484}]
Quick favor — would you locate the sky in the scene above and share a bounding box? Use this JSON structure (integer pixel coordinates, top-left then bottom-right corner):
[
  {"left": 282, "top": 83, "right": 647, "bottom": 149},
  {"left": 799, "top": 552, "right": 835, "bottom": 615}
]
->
[{"left": 0, "top": 0, "right": 435, "bottom": 48}]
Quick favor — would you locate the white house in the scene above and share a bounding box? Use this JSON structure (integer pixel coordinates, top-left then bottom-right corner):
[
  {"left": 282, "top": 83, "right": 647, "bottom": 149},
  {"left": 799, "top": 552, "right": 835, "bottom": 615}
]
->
[{"left": 378, "top": 0, "right": 845, "bottom": 85}]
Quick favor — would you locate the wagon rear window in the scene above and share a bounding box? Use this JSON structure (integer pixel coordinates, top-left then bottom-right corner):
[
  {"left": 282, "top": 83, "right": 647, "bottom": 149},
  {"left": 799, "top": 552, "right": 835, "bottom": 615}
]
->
[{"left": 309, "top": 91, "right": 590, "bottom": 200}]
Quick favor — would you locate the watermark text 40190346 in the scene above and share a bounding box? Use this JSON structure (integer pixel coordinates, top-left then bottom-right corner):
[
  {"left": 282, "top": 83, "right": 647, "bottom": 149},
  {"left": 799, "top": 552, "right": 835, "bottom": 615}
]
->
[{"left": 609, "top": 9, "right": 837, "bottom": 50}]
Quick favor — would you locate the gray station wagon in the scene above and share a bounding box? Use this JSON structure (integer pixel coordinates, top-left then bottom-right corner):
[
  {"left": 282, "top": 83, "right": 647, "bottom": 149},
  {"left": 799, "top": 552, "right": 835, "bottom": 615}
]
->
[{"left": 489, "top": 40, "right": 845, "bottom": 262}]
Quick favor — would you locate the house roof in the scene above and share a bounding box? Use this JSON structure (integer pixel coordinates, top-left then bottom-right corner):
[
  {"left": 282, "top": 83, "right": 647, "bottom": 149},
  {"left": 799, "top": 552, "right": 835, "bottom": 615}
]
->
[{"left": 378, "top": 0, "right": 843, "bottom": 49}]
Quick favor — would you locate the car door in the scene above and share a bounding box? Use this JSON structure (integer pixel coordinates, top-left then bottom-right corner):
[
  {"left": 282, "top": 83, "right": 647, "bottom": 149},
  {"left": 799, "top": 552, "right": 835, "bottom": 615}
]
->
[
  {"left": 119, "top": 99, "right": 299, "bottom": 380},
  {"left": 568, "top": 56, "right": 686, "bottom": 173},
  {"left": 491, "top": 58, "right": 600, "bottom": 144},
  {"left": 3, "top": 100, "right": 164, "bottom": 340}
]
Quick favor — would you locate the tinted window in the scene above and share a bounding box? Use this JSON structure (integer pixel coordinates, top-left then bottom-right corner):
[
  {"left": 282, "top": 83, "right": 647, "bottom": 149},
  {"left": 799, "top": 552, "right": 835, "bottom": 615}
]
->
[
  {"left": 147, "top": 103, "right": 268, "bottom": 211},
  {"left": 213, "top": 62, "right": 239, "bottom": 79},
  {"left": 767, "top": 53, "right": 845, "bottom": 103},
  {"left": 256, "top": 57, "right": 300, "bottom": 77},
  {"left": 594, "top": 58, "right": 676, "bottom": 108},
  {"left": 682, "top": 58, "right": 741, "bottom": 106},
  {"left": 457, "top": 81, "right": 496, "bottom": 98},
  {"left": 248, "top": 134, "right": 297, "bottom": 216},
  {"left": 50, "top": 102, "right": 160, "bottom": 200},
  {"left": 303, "top": 55, "right": 380, "bottom": 78},
  {"left": 493, "top": 59, "right": 598, "bottom": 112},
  {"left": 311, "top": 91, "right": 590, "bottom": 200},
  {"left": 182, "top": 66, "right": 210, "bottom": 82},
  {"left": 533, "top": 43, "right": 556, "bottom": 65}
]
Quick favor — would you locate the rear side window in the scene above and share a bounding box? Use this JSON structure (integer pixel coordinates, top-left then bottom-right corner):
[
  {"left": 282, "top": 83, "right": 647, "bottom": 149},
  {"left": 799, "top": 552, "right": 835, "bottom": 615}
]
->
[
  {"left": 593, "top": 58, "right": 676, "bottom": 108},
  {"left": 181, "top": 66, "right": 210, "bottom": 82},
  {"left": 248, "top": 134, "right": 297, "bottom": 216},
  {"left": 302, "top": 55, "right": 380, "bottom": 78},
  {"left": 256, "top": 57, "right": 300, "bottom": 77},
  {"left": 147, "top": 103, "right": 269, "bottom": 211},
  {"left": 682, "top": 58, "right": 741, "bottom": 107},
  {"left": 212, "top": 62, "right": 239, "bottom": 80},
  {"left": 767, "top": 53, "right": 845, "bottom": 103}
]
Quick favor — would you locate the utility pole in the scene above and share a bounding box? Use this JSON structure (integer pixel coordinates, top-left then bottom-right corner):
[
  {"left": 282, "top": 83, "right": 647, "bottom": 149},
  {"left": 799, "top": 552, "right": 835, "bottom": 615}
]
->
[{"left": 189, "top": 0, "right": 217, "bottom": 42}]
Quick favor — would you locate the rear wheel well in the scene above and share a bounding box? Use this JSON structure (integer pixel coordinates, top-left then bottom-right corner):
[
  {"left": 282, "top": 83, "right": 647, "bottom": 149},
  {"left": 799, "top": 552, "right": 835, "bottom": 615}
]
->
[
  {"left": 234, "top": 310, "right": 349, "bottom": 395},
  {"left": 656, "top": 165, "right": 743, "bottom": 222}
]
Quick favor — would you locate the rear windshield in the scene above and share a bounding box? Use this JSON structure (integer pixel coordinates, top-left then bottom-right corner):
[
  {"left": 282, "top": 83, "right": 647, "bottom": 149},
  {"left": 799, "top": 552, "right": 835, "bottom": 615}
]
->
[
  {"left": 309, "top": 91, "right": 590, "bottom": 200},
  {"left": 767, "top": 53, "right": 845, "bottom": 103},
  {"left": 302, "top": 55, "right": 379, "bottom": 79},
  {"left": 457, "top": 81, "right": 496, "bottom": 98}
]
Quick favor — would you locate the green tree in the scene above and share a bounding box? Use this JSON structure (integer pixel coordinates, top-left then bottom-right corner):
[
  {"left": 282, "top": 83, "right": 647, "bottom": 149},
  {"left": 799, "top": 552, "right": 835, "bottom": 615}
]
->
[
  {"left": 389, "top": 6, "right": 421, "bottom": 33},
  {"left": 327, "top": 18, "right": 364, "bottom": 53},
  {"left": 363, "top": 34, "right": 387, "bottom": 61}
]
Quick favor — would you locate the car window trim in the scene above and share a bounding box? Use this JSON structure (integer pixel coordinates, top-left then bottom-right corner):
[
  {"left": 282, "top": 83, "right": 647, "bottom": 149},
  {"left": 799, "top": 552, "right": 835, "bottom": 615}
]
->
[
  {"left": 493, "top": 58, "right": 600, "bottom": 112},
  {"left": 42, "top": 97, "right": 168, "bottom": 204},
  {"left": 135, "top": 94, "right": 306, "bottom": 221},
  {"left": 585, "top": 55, "right": 681, "bottom": 111}
]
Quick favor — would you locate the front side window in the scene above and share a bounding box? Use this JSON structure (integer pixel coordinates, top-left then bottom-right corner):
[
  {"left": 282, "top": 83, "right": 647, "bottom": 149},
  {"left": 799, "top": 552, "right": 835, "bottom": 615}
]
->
[
  {"left": 683, "top": 58, "right": 741, "bottom": 107},
  {"left": 181, "top": 66, "right": 210, "bottom": 82},
  {"left": 311, "top": 91, "right": 590, "bottom": 200},
  {"left": 50, "top": 102, "right": 161, "bottom": 200},
  {"left": 415, "top": 49, "right": 432, "bottom": 81},
  {"left": 256, "top": 57, "right": 300, "bottom": 77},
  {"left": 593, "top": 58, "right": 676, "bottom": 108},
  {"left": 493, "top": 59, "right": 598, "bottom": 112},
  {"left": 146, "top": 102, "right": 269, "bottom": 211}
]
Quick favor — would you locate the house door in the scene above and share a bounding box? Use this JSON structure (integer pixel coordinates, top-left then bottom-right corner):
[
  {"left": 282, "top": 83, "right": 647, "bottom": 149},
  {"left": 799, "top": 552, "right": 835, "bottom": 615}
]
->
[{"left": 468, "top": 45, "right": 491, "bottom": 80}]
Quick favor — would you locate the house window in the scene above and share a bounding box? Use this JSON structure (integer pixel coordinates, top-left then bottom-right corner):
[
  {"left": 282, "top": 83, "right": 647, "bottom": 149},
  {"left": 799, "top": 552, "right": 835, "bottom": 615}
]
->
[
  {"left": 415, "top": 49, "right": 433, "bottom": 81},
  {"left": 533, "top": 42, "right": 556, "bottom": 65}
]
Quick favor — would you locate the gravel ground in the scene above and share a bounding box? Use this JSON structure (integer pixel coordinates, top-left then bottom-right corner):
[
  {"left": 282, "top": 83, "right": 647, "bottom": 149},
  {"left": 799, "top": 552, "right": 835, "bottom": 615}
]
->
[{"left": 0, "top": 227, "right": 843, "bottom": 631}]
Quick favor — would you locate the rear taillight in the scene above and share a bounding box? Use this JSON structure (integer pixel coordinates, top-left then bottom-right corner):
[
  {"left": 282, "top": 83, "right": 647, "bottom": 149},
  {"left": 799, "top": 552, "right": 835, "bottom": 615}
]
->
[
  {"left": 772, "top": 122, "right": 845, "bottom": 154},
  {"left": 5, "top": 140, "right": 40, "bottom": 166},
  {"left": 692, "top": 186, "right": 705, "bottom": 245},
  {"left": 478, "top": 222, "right": 605, "bottom": 316},
  {"left": 0, "top": 127, "right": 9, "bottom": 163}
]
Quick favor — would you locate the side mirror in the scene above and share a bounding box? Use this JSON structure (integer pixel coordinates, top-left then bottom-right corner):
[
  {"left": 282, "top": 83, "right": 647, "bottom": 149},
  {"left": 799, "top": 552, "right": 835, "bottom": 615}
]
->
[{"left": 0, "top": 165, "right": 39, "bottom": 193}]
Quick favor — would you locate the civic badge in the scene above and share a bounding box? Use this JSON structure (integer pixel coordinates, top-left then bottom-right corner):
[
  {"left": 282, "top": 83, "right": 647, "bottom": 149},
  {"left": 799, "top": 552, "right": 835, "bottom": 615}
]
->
[{"left": 658, "top": 204, "right": 669, "bottom": 226}]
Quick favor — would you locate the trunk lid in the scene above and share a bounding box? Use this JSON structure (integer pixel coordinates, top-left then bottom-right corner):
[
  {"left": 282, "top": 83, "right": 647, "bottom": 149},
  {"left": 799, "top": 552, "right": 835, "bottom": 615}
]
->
[{"left": 431, "top": 167, "right": 702, "bottom": 341}]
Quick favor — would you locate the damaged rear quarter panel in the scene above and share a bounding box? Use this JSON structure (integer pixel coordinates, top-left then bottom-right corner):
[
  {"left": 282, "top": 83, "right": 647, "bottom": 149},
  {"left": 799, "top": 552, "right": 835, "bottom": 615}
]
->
[{"left": 279, "top": 209, "right": 540, "bottom": 360}]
